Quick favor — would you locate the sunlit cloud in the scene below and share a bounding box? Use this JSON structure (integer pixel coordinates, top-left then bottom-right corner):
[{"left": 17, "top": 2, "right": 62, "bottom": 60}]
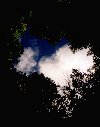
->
[
  {"left": 15, "top": 43, "right": 95, "bottom": 92},
  {"left": 15, "top": 47, "right": 38, "bottom": 75},
  {"left": 38, "top": 44, "right": 94, "bottom": 87},
  {"left": 15, "top": 42, "right": 95, "bottom": 118}
]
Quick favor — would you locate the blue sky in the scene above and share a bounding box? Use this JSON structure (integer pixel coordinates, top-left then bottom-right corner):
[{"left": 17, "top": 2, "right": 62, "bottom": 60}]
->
[
  {"left": 16, "top": 30, "right": 94, "bottom": 88},
  {"left": 20, "top": 30, "right": 69, "bottom": 62},
  {"left": 15, "top": 29, "right": 95, "bottom": 116}
]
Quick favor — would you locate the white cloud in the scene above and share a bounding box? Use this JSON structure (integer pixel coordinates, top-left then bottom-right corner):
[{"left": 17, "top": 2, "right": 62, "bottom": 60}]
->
[
  {"left": 15, "top": 44, "right": 94, "bottom": 88},
  {"left": 14, "top": 43, "right": 95, "bottom": 117},
  {"left": 15, "top": 47, "right": 38, "bottom": 75},
  {"left": 38, "top": 44, "right": 94, "bottom": 87}
]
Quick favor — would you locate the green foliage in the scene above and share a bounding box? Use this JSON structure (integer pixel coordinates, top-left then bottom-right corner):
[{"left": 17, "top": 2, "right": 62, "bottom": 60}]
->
[
  {"left": 7, "top": 11, "right": 33, "bottom": 67},
  {"left": 13, "top": 22, "right": 27, "bottom": 41}
]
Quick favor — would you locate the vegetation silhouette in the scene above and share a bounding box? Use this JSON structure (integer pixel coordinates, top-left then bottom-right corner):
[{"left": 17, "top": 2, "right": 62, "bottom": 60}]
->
[{"left": 0, "top": 0, "right": 99, "bottom": 125}]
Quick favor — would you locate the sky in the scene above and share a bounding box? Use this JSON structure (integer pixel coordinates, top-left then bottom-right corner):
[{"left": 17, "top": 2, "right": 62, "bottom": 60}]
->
[{"left": 15, "top": 30, "right": 95, "bottom": 95}]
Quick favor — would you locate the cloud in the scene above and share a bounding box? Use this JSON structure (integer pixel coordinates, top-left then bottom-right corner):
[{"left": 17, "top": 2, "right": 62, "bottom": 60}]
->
[
  {"left": 14, "top": 43, "right": 95, "bottom": 117},
  {"left": 38, "top": 44, "right": 94, "bottom": 87},
  {"left": 15, "top": 44, "right": 94, "bottom": 87},
  {"left": 15, "top": 47, "right": 38, "bottom": 75}
]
